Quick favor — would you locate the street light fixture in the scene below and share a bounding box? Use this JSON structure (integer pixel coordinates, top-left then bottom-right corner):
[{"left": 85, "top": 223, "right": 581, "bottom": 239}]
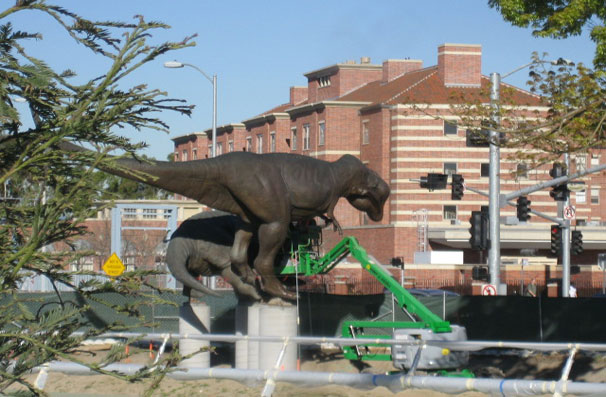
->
[
  {"left": 488, "top": 57, "right": 574, "bottom": 295},
  {"left": 164, "top": 60, "right": 218, "bottom": 158}
]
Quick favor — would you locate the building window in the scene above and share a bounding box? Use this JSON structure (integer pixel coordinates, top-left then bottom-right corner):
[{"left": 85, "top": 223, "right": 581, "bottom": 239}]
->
[
  {"left": 362, "top": 121, "right": 369, "bottom": 145},
  {"left": 174, "top": 152, "right": 179, "bottom": 161},
  {"left": 481, "top": 163, "right": 490, "bottom": 177},
  {"left": 318, "top": 122, "right": 325, "bottom": 146},
  {"left": 270, "top": 132, "right": 276, "bottom": 152},
  {"left": 591, "top": 153, "right": 600, "bottom": 166},
  {"left": 123, "top": 208, "right": 137, "bottom": 219},
  {"left": 444, "top": 162, "right": 457, "bottom": 176},
  {"left": 319, "top": 75, "right": 331, "bottom": 87},
  {"left": 163, "top": 209, "right": 173, "bottom": 219},
  {"left": 182, "top": 150, "right": 188, "bottom": 161},
  {"left": 208, "top": 145, "right": 212, "bottom": 157},
  {"left": 228, "top": 140, "right": 234, "bottom": 152},
  {"left": 443, "top": 205, "right": 457, "bottom": 220},
  {"left": 591, "top": 188, "right": 600, "bottom": 204},
  {"left": 192, "top": 148, "right": 197, "bottom": 160},
  {"left": 444, "top": 121, "right": 457, "bottom": 135},
  {"left": 291, "top": 127, "right": 297, "bottom": 150},
  {"left": 246, "top": 137, "right": 252, "bottom": 152},
  {"left": 256, "top": 134, "right": 263, "bottom": 154},
  {"left": 575, "top": 155, "right": 587, "bottom": 172},
  {"left": 143, "top": 208, "right": 157, "bottom": 219},
  {"left": 516, "top": 163, "right": 528, "bottom": 179},
  {"left": 216, "top": 142, "right": 223, "bottom": 155},
  {"left": 303, "top": 124, "right": 310, "bottom": 150}
]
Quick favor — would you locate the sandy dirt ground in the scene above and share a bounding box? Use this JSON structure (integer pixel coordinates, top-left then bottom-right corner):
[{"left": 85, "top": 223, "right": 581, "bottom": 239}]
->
[{"left": 13, "top": 344, "right": 606, "bottom": 397}]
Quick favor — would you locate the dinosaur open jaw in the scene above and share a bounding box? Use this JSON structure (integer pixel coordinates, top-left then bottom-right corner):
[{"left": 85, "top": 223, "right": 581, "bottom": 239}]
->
[{"left": 348, "top": 194, "right": 384, "bottom": 222}]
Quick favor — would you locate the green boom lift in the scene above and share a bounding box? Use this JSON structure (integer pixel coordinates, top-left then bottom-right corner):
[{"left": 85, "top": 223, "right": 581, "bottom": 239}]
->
[{"left": 278, "top": 224, "right": 468, "bottom": 370}]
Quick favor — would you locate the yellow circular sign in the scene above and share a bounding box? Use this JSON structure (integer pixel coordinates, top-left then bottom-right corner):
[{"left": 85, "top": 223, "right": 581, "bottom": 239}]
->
[{"left": 102, "top": 253, "right": 125, "bottom": 277}]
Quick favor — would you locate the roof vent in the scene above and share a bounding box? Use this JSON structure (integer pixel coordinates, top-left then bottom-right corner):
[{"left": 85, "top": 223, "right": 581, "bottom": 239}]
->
[{"left": 360, "top": 56, "right": 371, "bottom": 64}]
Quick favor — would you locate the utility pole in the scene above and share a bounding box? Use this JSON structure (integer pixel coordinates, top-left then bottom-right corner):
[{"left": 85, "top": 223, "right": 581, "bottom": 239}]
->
[
  {"left": 488, "top": 73, "right": 502, "bottom": 292},
  {"left": 561, "top": 153, "right": 571, "bottom": 297}
]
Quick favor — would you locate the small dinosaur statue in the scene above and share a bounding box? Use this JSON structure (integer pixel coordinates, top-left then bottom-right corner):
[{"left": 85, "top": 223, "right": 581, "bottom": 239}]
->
[
  {"left": 59, "top": 142, "right": 390, "bottom": 300},
  {"left": 166, "top": 210, "right": 264, "bottom": 301}
]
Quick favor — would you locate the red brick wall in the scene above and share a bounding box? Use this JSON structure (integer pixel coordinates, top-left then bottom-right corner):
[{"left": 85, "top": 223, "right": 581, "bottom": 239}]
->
[
  {"left": 382, "top": 59, "right": 423, "bottom": 82},
  {"left": 438, "top": 44, "right": 481, "bottom": 87}
]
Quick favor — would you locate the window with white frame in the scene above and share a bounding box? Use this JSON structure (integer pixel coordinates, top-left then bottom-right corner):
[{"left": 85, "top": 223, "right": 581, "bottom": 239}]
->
[
  {"left": 174, "top": 152, "right": 179, "bottom": 161},
  {"left": 591, "top": 153, "right": 600, "bottom": 166},
  {"left": 443, "top": 205, "right": 457, "bottom": 220},
  {"left": 208, "top": 145, "right": 212, "bottom": 156},
  {"left": 256, "top": 134, "right": 263, "bottom": 154},
  {"left": 270, "top": 132, "right": 276, "bottom": 152},
  {"left": 123, "top": 208, "right": 137, "bottom": 219},
  {"left": 591, "top": 187, "right": 600, "bottom": 204},
  {"left": 216, "top": 142, "right": 223, "bottom": 155},
  {"left": 303, "top": 124, "right": 310, "bottom": 150},
  {"left": 143, "top": 208, "right": 157, "bottom": 219},
  {"left": 228, "top": 140, "right": 234, "bottom": 152},
  {"left": 362, "top": 121, "right": 370, "bottom": 145},
  {"left": 318, "top": 122, "right": 325, "bottom": 146},
  {"left": 182, "top": 150, "right": 188, "bottom": 161},
  {"left": 575, "top": 154, "right": 587, "bottom": 172},
  {"left": 291, "top": 127, "right": 297, "bottom": 150},
  {"left": 246, "top": 137, "right": 252, "bottom": 152},
  {"left": 319, "top": 75, "right": 331, "bottom": 87},
  {"left": 192, "top": 148, "right": 197, "bottom": 160}
]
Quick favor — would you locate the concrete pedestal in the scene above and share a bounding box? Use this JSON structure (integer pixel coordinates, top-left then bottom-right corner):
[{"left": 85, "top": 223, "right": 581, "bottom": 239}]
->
[
  {"left": 179, "top": 302, "right": 210, "bottom": 368},
  {"left": 258, "top": 303, "right": 298, "bottom": 371},
  {"left": 235, "top": 302, "right": 250, "bottom": 369}
]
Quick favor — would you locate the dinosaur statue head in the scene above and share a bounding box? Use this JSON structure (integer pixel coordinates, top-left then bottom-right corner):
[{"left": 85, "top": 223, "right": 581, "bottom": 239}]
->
[{"left": 340, "top": 156, "right": 390, "bottom": 222}]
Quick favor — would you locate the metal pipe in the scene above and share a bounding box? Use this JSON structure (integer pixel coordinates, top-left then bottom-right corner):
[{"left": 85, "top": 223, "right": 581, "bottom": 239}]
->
[
  {"left": 562, "top": 153, "right": 571, "bottom": 297},
  {"left": 29, "top": 362, "right": 606, "bottom": 396},
  {"left": 78, "top": 332, "right": 606, "bottom": 352}
]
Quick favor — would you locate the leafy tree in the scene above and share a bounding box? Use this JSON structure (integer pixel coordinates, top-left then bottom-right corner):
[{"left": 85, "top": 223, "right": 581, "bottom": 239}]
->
[
  {"left": 488, "top": 0, "right": 606, "bottom": 69},
  {"left": 0, "top": 1, "right": 195, "bottom": 394},
  {"left": 452, "top": 53, "right": 606, "bottom": 167}
]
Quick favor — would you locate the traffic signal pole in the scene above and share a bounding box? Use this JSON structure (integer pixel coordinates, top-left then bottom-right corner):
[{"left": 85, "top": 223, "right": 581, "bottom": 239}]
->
[
  {"left": 488, "top": 73, "right": 502, "bottom": 293},
  {"left": 561, "top": 154, "right": 571, "bottom": 297}
]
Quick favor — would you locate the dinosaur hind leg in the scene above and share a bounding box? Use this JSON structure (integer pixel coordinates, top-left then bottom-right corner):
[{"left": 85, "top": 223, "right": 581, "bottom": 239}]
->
[
  {"left": 230, "top": 227, "right": 256, "bottom": 284},
  {"left": 254, "top": 221, "right": 296, "bottom": 300}
]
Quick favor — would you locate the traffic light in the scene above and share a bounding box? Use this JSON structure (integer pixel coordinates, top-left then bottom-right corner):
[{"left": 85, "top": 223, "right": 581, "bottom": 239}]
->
[
  {"left": 571, "top": 230, "right": 584, "bottom": 255},
  {"left": 550, "top": 225, "right": 562, "bottom": 256},
  {"left": 420, "top": 173, "right": 448, "bottom": 191},
  {"left": 451, "top": 174, "right": 464, "bottom": 200},
  {"left": 516, "top": 196, "right": 531, "bottom": 222},
  {"left": 469, "top": 210, "right": 489, "bottom": 250},
  {"left": 472, "top": 266, "right": 489, "bottom": 281},
  {"left": 549, "top": 163, "right": 569, "bottom": 201}
]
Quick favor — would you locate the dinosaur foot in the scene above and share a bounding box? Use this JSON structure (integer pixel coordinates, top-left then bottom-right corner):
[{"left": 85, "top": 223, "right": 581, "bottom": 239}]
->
[{"left": 261, "top": 279, "right": 297, "bottom": 301}]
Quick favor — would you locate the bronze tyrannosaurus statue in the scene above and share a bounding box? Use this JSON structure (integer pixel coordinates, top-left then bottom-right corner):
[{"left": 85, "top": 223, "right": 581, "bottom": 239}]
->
[{"left": 60, "top": 142, "right": 390, "bottom": 300}]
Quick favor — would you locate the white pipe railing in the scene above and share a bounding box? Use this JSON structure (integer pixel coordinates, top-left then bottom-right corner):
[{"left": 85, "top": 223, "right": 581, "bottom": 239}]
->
[
  {"left": 86, "top": 331, "right": 606, "bottom": 352},
  {"left": 28, "top": 362, "right": 606, "bottom": 396},
  {"left": 28, "top": 332, "right": 606, "bottom": 396}
]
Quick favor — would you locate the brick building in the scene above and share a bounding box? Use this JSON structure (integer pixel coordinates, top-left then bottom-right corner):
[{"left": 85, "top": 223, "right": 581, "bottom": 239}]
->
[{"left": 172, "top": 43, "right": 606, "bottom": 293}]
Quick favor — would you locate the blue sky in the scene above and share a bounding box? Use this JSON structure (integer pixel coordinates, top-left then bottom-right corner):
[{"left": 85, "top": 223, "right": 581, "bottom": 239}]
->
[{"left": 7, "top": 1, "right": 596, "bottom": 160}]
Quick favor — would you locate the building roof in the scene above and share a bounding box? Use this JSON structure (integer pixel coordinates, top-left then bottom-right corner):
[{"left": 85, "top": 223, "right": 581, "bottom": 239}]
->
[{"left": 338, "top": 66, "right": 544, "bottom": 108}]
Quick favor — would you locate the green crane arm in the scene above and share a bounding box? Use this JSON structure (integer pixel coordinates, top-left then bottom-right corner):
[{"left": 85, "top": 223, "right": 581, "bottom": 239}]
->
[{"left": 280, "top": 234, "right": 452, "bottom": 333}]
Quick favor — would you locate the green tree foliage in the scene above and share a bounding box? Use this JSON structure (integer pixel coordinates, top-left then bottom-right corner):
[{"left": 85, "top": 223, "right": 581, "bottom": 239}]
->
[
  {"left": 0, "top": 1, "right": 194, "bottom": 394},
  {"left": 488, "top": 0, "right": 606, "bottom": 69},
  {"left": 452, "top": 53, "right": 606, "bottom": 166}
]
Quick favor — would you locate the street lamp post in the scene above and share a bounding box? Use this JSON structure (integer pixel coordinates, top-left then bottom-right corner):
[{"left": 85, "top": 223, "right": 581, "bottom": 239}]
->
[{"left": 164, "top": 61, "right": 218, "bottom": 158}]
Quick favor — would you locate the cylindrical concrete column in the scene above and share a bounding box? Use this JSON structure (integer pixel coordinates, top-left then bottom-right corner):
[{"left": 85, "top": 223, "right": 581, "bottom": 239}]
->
[
  {"left": 247, "top": 303, "right": 261, "bottom": 369},
  {"left": 235, "top": 302, "right": 249, "bottom": 369},
  {"left": 179, "top": 302, "right": 210, "bottom": 368},
  {"left": 258, "top": 303, "right": 298, "bottom": 371}
]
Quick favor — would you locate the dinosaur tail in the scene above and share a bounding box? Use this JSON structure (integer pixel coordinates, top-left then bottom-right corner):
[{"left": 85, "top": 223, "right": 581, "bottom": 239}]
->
[
  {"left": 58, "top": 141, "right": 202, "bottom": 197},
  {"left": 165, "top": 241, "right": 221, "bottom": 297},
  {"left": 167, "top": 258, "right": 221, "bottom": 298}
]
